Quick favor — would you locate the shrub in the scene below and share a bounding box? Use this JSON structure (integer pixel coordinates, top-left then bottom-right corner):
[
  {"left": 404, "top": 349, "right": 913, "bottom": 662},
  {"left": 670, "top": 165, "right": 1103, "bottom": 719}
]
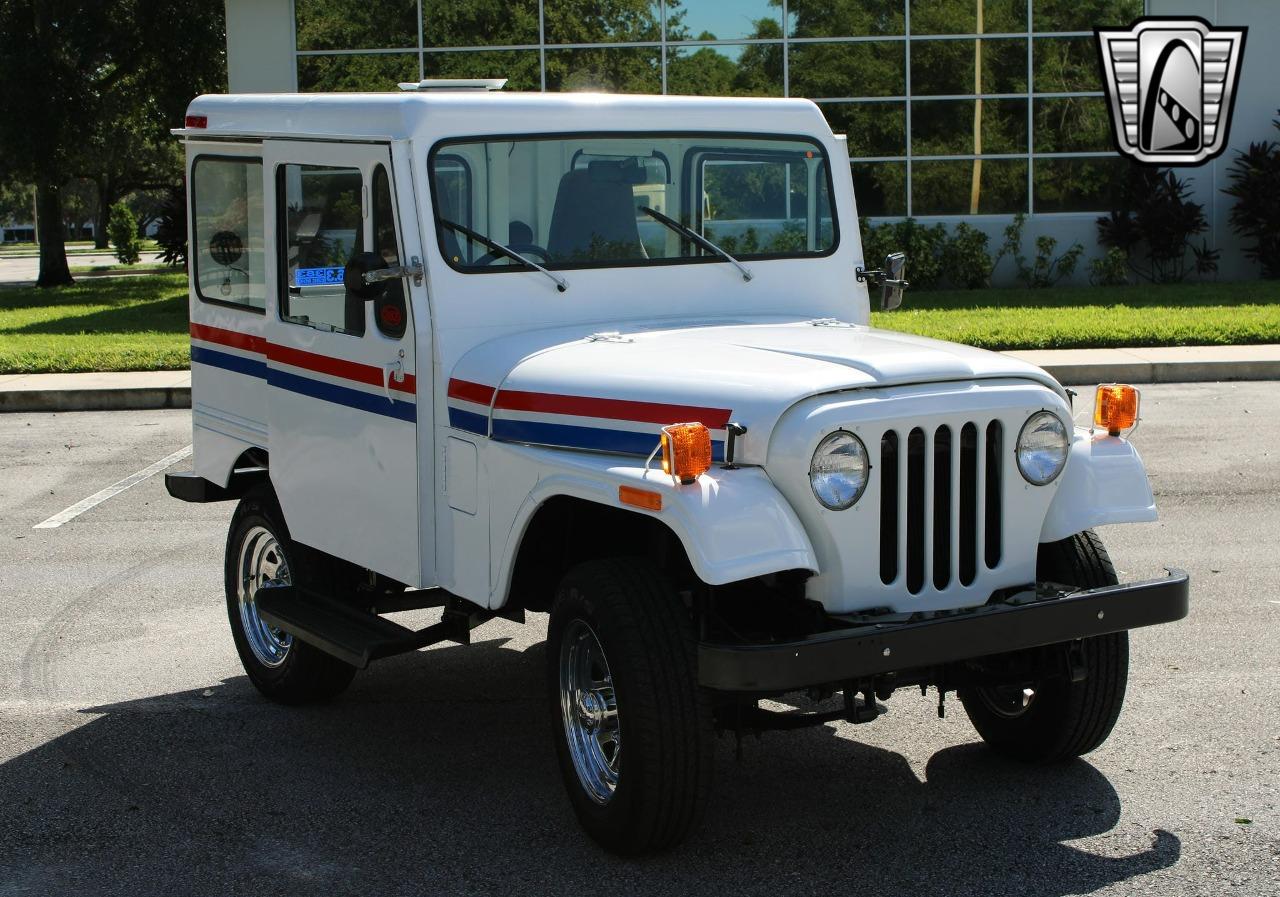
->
[
  {"left": 1097, "top": 165, "right": 1218, "bottom": 283},
  {"left": 942, "top": 222, "right": 992, "bottom": 289},
  {"left": 107, "top": 201, "right": 141, "bottom": 265},
  {"left": 1089, "top": 247, "right": 1130, "bottom": 287},
  {"left": 153, "top": 186, "right": 188, "bottom": 269},
  {"left": 860, "top": 217, "right": 948, "bottom": 290},
  {"left": 1223, "top": 111, "right": 1280, "bottom": 278},
  {"left": 992, "top": 213, "right": 1083, "bottom": 288}
]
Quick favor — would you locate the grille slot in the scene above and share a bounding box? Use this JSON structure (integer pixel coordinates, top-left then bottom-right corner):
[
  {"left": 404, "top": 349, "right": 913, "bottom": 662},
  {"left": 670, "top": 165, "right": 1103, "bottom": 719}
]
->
[{"left": 879, "top": 419, "right": 1003, "bottom": 595}]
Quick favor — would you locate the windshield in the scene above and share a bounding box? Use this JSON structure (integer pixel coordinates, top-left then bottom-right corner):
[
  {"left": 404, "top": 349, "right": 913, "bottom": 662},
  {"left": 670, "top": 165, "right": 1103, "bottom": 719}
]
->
[{"left": 429, "top": 133, "right": 837, "bottom": 273}]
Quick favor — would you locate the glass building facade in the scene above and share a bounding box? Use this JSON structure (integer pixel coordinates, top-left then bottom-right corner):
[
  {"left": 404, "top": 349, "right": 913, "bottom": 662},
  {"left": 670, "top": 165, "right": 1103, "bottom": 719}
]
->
[{"left": 293, "top": 0, "right": 1146, "bottom": 218}]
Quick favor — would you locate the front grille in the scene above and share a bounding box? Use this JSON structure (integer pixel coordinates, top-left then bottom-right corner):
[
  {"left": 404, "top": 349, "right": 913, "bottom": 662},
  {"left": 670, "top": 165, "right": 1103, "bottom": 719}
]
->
[{"left": 880, "top": 421, "right": 1003, "bottom": 593}]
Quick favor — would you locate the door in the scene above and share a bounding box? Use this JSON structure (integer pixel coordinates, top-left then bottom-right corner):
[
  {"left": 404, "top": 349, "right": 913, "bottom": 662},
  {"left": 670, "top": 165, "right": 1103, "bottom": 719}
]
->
[{"left": 263, "top": 140, "right": 421, "bottom": 586}]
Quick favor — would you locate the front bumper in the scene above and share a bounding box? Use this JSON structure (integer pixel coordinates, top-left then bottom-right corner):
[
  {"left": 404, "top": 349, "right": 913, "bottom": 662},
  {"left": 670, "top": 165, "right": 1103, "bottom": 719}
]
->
[{"left": 698, "top": 569, "right": 1189, "bottom": 692}]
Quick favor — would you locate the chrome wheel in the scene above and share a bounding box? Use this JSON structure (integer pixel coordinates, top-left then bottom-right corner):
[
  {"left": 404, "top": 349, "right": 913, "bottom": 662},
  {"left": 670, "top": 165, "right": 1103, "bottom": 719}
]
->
[
  {"left": 975, "top": 683, "right": 1038, "bottom": 719},
  {"left": 236, "top": 525, "right": 293, "bottom": 668},
  {"left": 559, "top": 619, "right": 620, "bottom": 805}
]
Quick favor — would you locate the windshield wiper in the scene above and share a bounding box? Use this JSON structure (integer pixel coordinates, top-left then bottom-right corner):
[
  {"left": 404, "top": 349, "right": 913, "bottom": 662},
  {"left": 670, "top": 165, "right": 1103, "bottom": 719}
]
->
[
  {"left": 638, "top": 206, "right": 753, "bottom": 283},
  {"left": 437, "top": 217, "right": 567, "bottom": 292}
]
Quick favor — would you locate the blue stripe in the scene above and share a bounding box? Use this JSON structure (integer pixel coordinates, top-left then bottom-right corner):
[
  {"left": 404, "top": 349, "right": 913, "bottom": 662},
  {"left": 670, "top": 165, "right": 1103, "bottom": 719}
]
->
[
  {"left": 267, "top": 368, "right": 417, "bottom": 422},
  {"left": 191, "top": 345, "right": 268, "bottom": 379},
  {"left": 448, "top": 407, "right": 489, "bottom": 435},
  {"left": 493, "top": 418, "right": 724, "bottom": 460}
]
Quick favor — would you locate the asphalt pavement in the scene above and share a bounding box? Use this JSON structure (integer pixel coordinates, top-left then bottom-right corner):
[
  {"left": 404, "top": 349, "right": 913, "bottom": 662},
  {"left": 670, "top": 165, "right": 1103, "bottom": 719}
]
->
[
  {"left": 0, "top": 251, "right": 163, "bottom": 284},
  {"left": 0, "top": 383, "right": 1276, "bottom": 896}
]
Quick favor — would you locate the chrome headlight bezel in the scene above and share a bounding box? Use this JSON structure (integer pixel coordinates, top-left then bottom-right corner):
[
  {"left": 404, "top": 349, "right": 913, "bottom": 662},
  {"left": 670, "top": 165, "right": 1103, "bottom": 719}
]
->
[
  {"left": 1016, "top": 411, "right": 1070, "bottom": 486},
  {"left": 809, "top": 430, "right": 870, "bottom": 510}
]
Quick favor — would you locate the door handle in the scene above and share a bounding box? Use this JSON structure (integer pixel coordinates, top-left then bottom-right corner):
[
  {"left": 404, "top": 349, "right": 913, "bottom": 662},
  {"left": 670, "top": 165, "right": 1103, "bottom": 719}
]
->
[{"left": 382, "top": 350, "right": 406, "bottom": 402}]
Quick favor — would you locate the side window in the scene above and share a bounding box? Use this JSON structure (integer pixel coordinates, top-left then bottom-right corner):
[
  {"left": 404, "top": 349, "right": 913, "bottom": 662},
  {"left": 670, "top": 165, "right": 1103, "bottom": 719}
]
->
[
  {"left": 432, "top": 155, "right": 472, "bottom": 264},
  {"left": 192, "top": 158, "right": 266, "bottom": 310},
  {"left": 280, "top": 164, "right": 365, "bottom": 336},
  {"left": 698, "top": 154, "right": 824, "bottom": 256},
  {"left": 371, "top": 165, "right": 406, "bottom": 339}
]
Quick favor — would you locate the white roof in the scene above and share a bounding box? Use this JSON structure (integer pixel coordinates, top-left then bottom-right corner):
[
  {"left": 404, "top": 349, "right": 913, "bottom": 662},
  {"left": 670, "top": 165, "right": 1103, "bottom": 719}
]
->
[{"left": 180, "top": 91, "right": 835, "bottom": 143}]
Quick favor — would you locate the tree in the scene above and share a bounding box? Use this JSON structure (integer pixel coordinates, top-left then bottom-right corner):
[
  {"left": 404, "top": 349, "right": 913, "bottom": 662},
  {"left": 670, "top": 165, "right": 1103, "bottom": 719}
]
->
[{"left": 0, "top": 1, "right": 225, "bottom": 286}]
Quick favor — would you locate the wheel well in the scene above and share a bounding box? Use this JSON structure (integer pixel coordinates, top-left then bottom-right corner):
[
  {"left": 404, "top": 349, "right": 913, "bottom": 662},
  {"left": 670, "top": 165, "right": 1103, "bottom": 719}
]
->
[
  {"left": 505, "top": 496, "right": 696, "bottom": 613},
  {"left": 228, "top": 448, "right": 270, "bottom": 496}
]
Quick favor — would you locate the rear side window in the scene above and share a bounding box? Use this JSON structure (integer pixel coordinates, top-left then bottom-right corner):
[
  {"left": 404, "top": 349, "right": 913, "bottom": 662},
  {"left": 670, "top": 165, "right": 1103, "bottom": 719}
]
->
[{"left": 192, "top": 157, "right": 266, "bottom": 310}]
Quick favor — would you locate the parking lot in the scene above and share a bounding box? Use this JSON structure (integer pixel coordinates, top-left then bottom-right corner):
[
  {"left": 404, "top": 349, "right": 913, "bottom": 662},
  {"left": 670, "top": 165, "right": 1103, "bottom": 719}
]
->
[{"left": 1, "top": 381, "right": 1276, "bottom": 896}]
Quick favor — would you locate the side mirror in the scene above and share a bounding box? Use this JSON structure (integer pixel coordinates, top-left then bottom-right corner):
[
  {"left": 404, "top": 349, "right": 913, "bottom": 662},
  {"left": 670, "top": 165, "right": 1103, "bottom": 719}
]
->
[
  {"left": 855, "top": 251, "right": 910, "bottom": 311},
  {"left": 343, "top": 252, "right": 389, "bottom": 300}
]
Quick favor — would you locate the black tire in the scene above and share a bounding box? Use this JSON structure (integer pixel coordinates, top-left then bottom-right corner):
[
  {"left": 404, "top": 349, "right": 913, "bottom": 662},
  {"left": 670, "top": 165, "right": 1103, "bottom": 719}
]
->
[
  {"left": 224, "top": 487, "right": 356, "bottom": 704},
  {"left": 547, "top": 558, "right": 713, "bottom": 855},
  {"left": 959, "top": 530, "right": 1129, "bottom": 762}
]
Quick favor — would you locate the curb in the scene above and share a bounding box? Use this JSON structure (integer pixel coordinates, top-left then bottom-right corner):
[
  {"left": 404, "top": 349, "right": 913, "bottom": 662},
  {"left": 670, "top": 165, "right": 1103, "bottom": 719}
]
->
[{"left": 0, "top": 387, "right": 191, "bottom": 413}]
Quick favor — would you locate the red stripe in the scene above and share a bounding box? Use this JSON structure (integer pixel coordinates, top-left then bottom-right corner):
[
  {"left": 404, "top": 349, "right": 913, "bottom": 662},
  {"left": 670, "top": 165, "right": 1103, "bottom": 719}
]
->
[
  {"left": 495, "top": 389, "right": 732, "bottom": 429},
  {"left": 448, "top": 378, "right": 496, "bottom": 405},
  {"left": 190, "top": 322, "right": 266, "bottom": 354},
  {"left": 268, "top": 343, "right": 416, "bottom": 394}
]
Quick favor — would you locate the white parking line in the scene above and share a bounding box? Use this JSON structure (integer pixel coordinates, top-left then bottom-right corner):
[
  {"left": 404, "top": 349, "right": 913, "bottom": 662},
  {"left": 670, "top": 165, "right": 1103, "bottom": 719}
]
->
[{"left": 33, "top": 445, "right": 193, "bottom": 529}]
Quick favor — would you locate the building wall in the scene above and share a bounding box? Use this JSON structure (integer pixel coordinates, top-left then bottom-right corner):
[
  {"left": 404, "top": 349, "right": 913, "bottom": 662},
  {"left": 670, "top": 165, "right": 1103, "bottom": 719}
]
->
[{"left": 224, "top": 0, "right": 1278, "bottom": 283}]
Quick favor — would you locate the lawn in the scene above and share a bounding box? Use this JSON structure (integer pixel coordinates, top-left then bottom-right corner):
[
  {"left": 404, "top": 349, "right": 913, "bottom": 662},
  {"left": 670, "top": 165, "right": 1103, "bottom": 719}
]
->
[{"left": 1, "top": 275, "right": 1278, "bottom": 374}]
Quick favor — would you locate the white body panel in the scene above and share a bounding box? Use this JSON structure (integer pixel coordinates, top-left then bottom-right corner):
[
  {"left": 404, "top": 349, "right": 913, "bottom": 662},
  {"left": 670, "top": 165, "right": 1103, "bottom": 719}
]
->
[{"left": 1040, "top": 433, "right": 1158, "bottom": 543}]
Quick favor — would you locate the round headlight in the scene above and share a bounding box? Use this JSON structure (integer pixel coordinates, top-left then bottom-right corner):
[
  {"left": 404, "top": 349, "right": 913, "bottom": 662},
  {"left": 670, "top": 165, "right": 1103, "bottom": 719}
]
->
[
  {"left": 810, "top": 431, "right": 869, "bottom": 510},
  {"left": 1016, "top": 411, "right": 1069, "bottom": 485}
]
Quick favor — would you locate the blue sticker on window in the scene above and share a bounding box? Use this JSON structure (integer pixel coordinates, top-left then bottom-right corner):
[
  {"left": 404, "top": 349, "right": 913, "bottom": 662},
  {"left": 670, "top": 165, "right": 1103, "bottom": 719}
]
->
[{"left": 296, "top": 266, "right": 345, "bottom": 286}]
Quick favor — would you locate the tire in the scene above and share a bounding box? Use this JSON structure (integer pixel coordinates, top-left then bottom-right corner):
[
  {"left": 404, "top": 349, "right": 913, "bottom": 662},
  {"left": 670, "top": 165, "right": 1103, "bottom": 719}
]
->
[
  {"left": 959, "top": 530, "right": 1129, "bottom": 762},
  {"left": 224, "top": 487, "right": 356, "bottom": 704},
  {"left": 547, "top": 558, "right": 713, "bottom": 855}
]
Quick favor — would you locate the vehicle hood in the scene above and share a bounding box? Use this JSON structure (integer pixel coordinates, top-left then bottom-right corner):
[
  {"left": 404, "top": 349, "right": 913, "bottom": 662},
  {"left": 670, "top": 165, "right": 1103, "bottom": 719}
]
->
[{"left": 446, "top": 317, "right": 1063, "bottom": 465}]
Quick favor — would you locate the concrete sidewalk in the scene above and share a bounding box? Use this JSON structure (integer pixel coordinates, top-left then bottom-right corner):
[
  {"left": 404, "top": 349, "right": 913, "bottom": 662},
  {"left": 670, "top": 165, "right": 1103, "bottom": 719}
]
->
[{"left": 2, "top": 344, "right": 1279, "bottom": 413}]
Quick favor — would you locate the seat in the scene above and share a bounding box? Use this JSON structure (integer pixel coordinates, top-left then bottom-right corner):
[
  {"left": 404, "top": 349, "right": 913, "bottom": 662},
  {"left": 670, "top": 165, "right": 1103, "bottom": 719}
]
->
[{"left": 547, "top": 162, "right": 644, "bottom": 262}]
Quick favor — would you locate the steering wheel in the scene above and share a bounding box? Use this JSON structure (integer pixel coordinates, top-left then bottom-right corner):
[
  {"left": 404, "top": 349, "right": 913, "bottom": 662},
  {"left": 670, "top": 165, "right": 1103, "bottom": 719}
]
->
[{"left": 474, "top": 243, "right": 553, "bottom": 266}]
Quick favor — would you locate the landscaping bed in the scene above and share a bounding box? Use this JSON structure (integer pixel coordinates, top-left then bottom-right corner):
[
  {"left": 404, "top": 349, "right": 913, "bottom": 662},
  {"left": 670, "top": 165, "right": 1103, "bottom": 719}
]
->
[{"left": 1, "top": 274, "right": 1278, "bottom": 374}]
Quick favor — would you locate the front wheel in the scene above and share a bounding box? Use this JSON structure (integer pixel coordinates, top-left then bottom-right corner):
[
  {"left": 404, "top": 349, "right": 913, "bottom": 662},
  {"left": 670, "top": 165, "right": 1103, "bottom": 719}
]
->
[
  {"left": 960, "top": 531, "right": 1129, "bottom": 762},
  {"left": 224, "top": 489, "right": 356, "bottom": 704},
  {"left": 547, "top": 558, "right": 713, "bottom": 854}
]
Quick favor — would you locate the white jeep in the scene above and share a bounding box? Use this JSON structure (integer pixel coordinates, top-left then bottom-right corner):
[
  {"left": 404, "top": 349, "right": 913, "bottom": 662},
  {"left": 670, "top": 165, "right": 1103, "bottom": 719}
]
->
[{"left": 167, "top": 82, "right": 1188, "bottom": 854}]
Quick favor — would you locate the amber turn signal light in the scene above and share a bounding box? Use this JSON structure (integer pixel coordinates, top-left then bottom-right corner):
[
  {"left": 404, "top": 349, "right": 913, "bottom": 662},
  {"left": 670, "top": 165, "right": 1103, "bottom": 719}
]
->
[
  {"left": 1094, "top": 384, "right": 1140, "bottom": 436},
  {"left": 618, "top": 485, "right": 663, "bottom": 511},
  {"left": 661, "top": 422, "right": 713, "bottom": 484}
]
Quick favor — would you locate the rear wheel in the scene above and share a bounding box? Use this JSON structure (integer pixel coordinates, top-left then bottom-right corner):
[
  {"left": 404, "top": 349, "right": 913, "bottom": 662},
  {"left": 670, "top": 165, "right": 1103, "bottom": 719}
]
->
[
  {"left": 960, "top": 530, "right": 1129, "bottom": 762},
  {"left": 224, "top": 488, "right": 356, "bottom": 704},
  {"left": 547, "top": 558, "right": 713, "bottom": 854}
]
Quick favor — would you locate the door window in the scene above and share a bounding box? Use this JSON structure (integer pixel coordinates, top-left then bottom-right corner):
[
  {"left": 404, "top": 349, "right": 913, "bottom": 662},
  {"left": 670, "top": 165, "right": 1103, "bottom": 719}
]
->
[
  {"left": 192, "top": 157, "right": 266, "bottom": 310},
  {"left": 371, "top": 165, "right": 407, "bottom": 339},
  {"left": 280, "top": 164, "right": 366, "bottom": 335}
]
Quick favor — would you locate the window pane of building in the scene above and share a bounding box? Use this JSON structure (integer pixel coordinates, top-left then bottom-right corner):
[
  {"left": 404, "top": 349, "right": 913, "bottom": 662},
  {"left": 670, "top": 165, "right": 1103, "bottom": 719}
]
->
[
  {"left": 675, "top": 0, "right": 783, "bottom": 42},
  {"left": 1033, "top": 156, "right": 1129, "bottom": 212},
  {"left": 544, "top": 0, "right": 661, "bottom": 45},
  {"left": 296, "top": 0, "right": 418, "bottom": 51},
  {"left": 821, "top": 102, "right": 907, "bottom": 158},
  {"left": 788, "top": 0, "right": 905, "bottom": 38},
  {"left": 1033, "top": 36, "right": 1103, "bottom": 93},
  {"left": 912, "top": 158, "right": 1028, "bottom": 214},
  {"left": 424, "top": 50, "right": 541, "bottom": 91},
  {"left": 298, "top": 53, "right": 419, "bottom": 92},
  {"left": 911, "top": 38, "right": 1026, "bottom": 96},
  {"left": 1032, "top": 0, "right": 1143, "bottom": 33},
  {"left": 1034, "top": 96, "right": 1113, "bottom": 152},
  {"left": 911, "top": 98, "right": 1028, "bottom": 156},
  {"left": 544, "top": 47, "right": 661, "bottom": 93},
  {"left": 423, "top": 0, "right": 539, "bottom": 48},
  {"left": 852, "top": 161, "right": 907, "bottom": 216},
  {"left": 667, "top": 45, "right": 783, "bottom": 97},
  {"left": 910, "top": 0, "right": 1025, "bottom": 35},
  {"left": 789, "top": 41, "right": 906, "bottom": 99}
]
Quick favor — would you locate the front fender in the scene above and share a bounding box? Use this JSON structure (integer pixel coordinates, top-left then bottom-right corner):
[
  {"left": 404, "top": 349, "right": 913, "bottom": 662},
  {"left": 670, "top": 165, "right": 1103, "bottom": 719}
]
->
[
  {"left": 1040, "top": 430, "right": 1157, "bottom": 543},
  {"left": 491, "top": 444, "right": 817, "bottom": 606}
]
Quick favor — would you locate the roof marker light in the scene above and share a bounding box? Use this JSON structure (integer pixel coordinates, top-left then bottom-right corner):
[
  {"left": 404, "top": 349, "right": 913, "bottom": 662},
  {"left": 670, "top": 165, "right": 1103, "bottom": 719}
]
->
[{"left": 185, "top": 114, "right": 208, "bottom": 129}]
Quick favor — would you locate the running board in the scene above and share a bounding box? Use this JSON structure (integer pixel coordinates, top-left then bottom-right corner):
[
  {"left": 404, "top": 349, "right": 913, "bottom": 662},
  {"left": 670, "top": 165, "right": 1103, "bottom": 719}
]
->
[{"left": 255, "top": 585, "right": 499, "bottom": 669}]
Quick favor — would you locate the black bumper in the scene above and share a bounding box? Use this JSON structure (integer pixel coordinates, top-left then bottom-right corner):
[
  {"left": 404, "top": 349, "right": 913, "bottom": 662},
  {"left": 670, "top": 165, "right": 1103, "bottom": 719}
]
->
[
  {"left": 698, "top": 569, "right": 1190, "bottom": 692},
  {"left": 165, "top": 470, "right": 266, "bottom": 503}
]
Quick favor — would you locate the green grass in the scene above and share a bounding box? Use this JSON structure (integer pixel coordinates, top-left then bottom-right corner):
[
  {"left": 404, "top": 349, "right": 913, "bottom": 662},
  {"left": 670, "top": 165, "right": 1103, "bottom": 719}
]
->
[
  {"left": 871, "top": 280, "right": 1280, "bottom": 350},
  {"left": 0, "top": 273, "right": 190, "bottom": 373},
  {"left": 1, "top": 276, "right": 1278, "bottom": 375}
]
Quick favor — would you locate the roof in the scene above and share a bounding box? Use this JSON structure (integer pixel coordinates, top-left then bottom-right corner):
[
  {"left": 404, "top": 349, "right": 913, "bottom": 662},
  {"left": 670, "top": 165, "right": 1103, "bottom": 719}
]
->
[{"left": 179, "top": 91, "right": 835, "bottom": 143}]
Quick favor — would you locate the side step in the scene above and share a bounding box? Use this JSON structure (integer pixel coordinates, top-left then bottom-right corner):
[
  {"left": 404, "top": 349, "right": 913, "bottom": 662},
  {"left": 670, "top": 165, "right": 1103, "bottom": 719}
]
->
[{"left": 255, "top": 585, "right": 498, "bottom": 669}]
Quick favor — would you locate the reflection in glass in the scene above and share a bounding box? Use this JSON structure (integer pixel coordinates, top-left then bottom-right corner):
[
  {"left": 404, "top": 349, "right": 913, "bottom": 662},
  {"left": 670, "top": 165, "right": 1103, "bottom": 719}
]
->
[
  {"left": 423, "top": 0, "right": 539, "bottom": 47},
  {"left": 1033, "top": 157, "right": 1129, "bottom": 213},
  {"left": 912, "top": 159, "right": 1027, "bottom": 214},
  {"left": 820, "top": 102, "right": 907, "bottom": 157},
  {"left": 545, "top": 47, "right": 661, "bottom": 93},
  {"left": 296, "top": 0, "right": 418, "bottom": 50},
  {"left": 1034, "top": 96, "right": 1112, "bottom": 153},
  {"left": 789, "top": 41, "right": 906, "bottom": 98},
  {"left": 911, "top": 98, "right": 1027, "bottom": 156},
  {"left": 667, "top": 44, "right": 783, "bottom": 97},
  {"left": 788, "top": 0, "right": 904, "bottom": 38},
  {"left": 910, "top": 0, "right": 1024, "bottom": 35},
  {"left": 544, "top": 0, "right": 661, "bottom": 44},
  {"left": 1032, "top": 37, "right": 1103, "bottom": 94},
  {"left": 675, "top": 0, "right": 782, "bottom": 42},
  {"left": 1032, "top": 0, "right": 1143, "bottom": 33},
  {"left": 852, "top": 161, "right": 908, "bottom": 216},
  {"left": 911, "top": 38, "right": 1026, "bottom": 96},
  {"left": 297, "top": 53, "right": 419, "bottom": 92}
]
